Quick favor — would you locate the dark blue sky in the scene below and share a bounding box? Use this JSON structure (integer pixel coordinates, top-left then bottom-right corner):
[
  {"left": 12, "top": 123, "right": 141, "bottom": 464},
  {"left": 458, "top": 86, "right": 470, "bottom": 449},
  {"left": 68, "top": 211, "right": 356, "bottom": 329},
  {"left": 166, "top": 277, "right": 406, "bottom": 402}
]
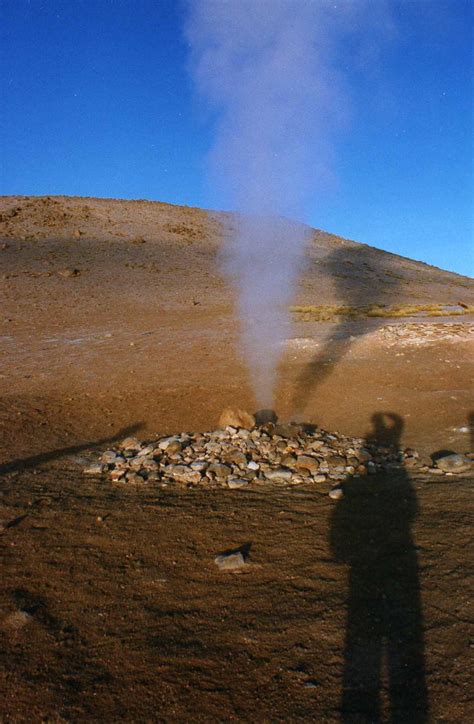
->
[{"left": 1, "top": 0, "right": 472, "bottom": 275}]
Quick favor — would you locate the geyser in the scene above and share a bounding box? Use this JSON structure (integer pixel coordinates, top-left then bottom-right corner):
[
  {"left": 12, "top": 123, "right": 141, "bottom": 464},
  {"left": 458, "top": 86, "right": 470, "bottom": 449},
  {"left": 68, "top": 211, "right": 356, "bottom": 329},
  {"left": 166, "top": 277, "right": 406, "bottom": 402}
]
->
[{"left": 185, "top": 0, "right": 389, "bottom": 407}]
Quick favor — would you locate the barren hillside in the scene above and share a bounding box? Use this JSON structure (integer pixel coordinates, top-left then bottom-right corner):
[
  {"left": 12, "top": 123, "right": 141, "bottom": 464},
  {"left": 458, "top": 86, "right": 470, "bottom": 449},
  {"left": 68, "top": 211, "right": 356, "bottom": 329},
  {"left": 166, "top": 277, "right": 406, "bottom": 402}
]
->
[{"left": 1, "top": 195, "right": 472, "bottom": 309}]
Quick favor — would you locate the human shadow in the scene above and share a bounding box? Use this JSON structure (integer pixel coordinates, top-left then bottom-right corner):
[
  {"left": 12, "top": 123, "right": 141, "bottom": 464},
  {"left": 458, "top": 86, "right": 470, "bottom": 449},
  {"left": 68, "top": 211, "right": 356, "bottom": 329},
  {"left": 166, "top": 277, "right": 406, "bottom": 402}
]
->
[
  {"left": 292, "top": 244, "right": 403, "bottom": 415},
  {"left": 0, "top": 422, "right": 144, "bottom": 475},
  {"left": 330, "top": 413, "right": 429, "bottom": 722}
]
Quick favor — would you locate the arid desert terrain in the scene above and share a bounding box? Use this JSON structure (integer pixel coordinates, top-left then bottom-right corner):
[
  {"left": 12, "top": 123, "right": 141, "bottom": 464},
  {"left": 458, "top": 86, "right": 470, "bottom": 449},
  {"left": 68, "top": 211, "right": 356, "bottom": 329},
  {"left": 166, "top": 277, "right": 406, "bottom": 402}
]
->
[{"left": 0, "top": 196, "right": 473, "bottom": 721}]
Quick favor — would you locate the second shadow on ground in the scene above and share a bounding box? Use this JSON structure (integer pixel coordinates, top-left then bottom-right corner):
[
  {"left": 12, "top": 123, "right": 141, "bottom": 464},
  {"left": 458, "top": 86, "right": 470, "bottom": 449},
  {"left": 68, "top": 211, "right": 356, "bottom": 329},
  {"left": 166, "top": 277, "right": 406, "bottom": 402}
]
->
[{"left": 292, "top": 244, "right": 404, "bottom": 415}]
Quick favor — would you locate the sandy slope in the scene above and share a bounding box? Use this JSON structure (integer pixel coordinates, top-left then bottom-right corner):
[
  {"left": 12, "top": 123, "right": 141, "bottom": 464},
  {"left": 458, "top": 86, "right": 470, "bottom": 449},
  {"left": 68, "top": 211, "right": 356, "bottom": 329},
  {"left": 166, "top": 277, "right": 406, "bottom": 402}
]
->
[{"left": 0, "top": 196, "right": 473, "bottom": 721}]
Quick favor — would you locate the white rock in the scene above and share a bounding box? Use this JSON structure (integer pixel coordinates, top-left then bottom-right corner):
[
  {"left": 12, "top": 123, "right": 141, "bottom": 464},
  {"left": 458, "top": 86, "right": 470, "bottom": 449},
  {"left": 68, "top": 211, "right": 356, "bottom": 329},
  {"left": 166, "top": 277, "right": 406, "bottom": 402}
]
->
[
  {"left": 119, "top": 437, "right": 141, "bottom": 451},
  {"left": 190, "top": 460, "right": 208, "bottom": 472},
  {"left": 214, "top": 551, "right": 246, "bottom": 570},
  {"left": 84, "top": 463, "right": 106, "bottom": 476},
  {"left": 313, "top": 474, "right": 327, "bottom": 483},
  {"left": 435, "top": 453, "right": 472, "bottom": 473},
  {"left": 265, "top": 468, "right": 293, "bottom": 482},
  {"left": 227, "top": 478, "right": 249, "bottom": 489},
  {"left": 136, "top": 444, "right": 155, "bottom": 457},
  {"left": 158, "top": 436, "right": 179, "bottom": 450},
  {"left": 100, "top": 450, "right": 122, "bottom": 464}
]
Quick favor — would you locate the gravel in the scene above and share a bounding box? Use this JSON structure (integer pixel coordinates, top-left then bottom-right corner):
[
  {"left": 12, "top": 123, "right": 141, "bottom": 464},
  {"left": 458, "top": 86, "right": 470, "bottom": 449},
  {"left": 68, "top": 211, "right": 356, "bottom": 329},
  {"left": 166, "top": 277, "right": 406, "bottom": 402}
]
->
[{"left": 84, "top": 413, "right": 472, "bottom": 489}]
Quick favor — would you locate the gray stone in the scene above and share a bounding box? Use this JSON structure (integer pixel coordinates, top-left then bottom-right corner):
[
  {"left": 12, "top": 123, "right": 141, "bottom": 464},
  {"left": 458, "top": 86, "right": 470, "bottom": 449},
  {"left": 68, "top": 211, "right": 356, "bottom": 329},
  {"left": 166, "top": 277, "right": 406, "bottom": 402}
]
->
[
  {"left": 214, "top": 551, "right": 246, "bottom": 570},
  {"left": 158, "top": 436, "right": 180, "bottom": 451},
  {"left": 136, "top": 444, "right": 155, "bottom": 457},
  {"left": 289, "top": 474, "right": 305, "bottom": 485},
  {"left": 295, "top": 455, "right": 320, "bottom": 474},
  {"left": 327, "top": 454, "right": 346, "bottom": 469},
  {"left": 313, "top": 474, "right": 327, "bottom": 483},
  {"left": 227, "top": 478, "right": 249, "bottom": 489},
  {"left": 184, "top": 470, "right": 202, "bottom": 484},
  {"left": 225, "top": 449, "right": 248, "bottom": 467},
  {"left": 435, "top": 454, "right": 472, "bottom": 473},
  {"left": 84, "top": 463, "right": 106, "bottom": 476},
  {"left": 207, "top": 463, "right": 232, "bottom": 479},
  {"left": 190, "top": 460, "right": 208, "bottom": 472},
  {"left": 141, "top": 459, "right": 159, "bottom": 472},
  {"left": 119, "top": 437, "right": 141, "bottom": 451},
  {"left": 356, "top": 448, "right": 372, "bottom": 462},
  {"left": 165, "top": 440, "right": 183, "bottom": 455},
  {"left": 264, "top": 468, "right": 293, "bottom": 482},
  {"left": 100, "top": 450, "right": 123, "bottom": 464},
  {"left": 166, "top": 464, "right": 201, "bottom": 483},
  {"left": 128, "top": 457, "right": 145, "bottom": 471},
  {"left": 126, "top": 472, "right": 144, "bottom": 484}
]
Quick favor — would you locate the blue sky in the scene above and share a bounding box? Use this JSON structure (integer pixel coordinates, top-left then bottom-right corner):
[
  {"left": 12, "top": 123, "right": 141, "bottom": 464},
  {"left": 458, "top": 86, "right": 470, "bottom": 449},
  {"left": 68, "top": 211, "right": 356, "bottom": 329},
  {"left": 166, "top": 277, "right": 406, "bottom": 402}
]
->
[{"left": 1, "top": 0, "right": 472, "bottom": 276}]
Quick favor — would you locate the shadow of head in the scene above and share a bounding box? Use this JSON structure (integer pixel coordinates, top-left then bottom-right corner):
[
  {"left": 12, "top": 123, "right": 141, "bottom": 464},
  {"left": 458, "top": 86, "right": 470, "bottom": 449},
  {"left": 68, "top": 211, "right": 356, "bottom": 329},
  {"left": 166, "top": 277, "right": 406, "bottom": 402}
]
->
[{"left": 366, "top": 412, "right": 404, "bottom": 449}]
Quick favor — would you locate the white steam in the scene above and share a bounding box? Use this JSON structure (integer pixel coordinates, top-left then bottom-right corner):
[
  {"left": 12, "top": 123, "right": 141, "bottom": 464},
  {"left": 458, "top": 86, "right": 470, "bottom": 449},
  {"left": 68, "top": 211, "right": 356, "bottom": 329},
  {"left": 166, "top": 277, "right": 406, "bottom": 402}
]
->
[{"left": 185, "top": 0, "right": 390, "bottom": 408}]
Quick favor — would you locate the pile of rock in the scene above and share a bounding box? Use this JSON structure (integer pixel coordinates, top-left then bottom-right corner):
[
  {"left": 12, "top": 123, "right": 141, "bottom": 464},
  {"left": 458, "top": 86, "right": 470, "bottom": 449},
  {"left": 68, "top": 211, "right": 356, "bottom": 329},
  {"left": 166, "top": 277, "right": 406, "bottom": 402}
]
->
[{"left": 83, "top": 411, "right": 472, "bottom": 490}]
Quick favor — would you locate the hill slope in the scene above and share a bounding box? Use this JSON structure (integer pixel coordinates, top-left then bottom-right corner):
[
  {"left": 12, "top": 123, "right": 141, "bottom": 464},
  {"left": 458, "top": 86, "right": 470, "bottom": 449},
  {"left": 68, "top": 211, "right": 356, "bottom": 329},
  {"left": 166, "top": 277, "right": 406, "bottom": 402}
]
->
[{"left": 1, "top": 195, "right": 473, "bottom": 308}]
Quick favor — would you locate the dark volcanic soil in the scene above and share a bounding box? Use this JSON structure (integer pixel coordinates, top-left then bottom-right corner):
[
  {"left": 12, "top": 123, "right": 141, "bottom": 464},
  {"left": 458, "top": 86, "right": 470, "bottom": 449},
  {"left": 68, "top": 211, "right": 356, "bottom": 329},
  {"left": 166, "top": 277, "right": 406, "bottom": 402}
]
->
[{"left": 0, "top": 196, "right": 473, "bottom": 722}]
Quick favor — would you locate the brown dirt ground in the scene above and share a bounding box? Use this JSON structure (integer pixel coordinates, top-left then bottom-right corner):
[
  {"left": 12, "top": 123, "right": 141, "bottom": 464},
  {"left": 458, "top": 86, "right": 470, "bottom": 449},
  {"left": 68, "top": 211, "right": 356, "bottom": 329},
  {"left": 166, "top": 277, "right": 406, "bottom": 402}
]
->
[{"left": 0, "top": 196, "right": 473, "bottom": 722}]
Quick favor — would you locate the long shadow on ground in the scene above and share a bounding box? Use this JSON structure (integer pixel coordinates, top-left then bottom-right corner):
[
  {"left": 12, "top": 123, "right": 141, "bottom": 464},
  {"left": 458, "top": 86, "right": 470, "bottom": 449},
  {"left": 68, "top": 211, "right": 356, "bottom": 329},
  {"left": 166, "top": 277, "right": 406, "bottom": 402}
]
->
[
  {"left": 330, "top": 412, "right": 429, "bottom": 722},
  {"left": 0, "top": 422, "right": 143, "bottom": 475}
]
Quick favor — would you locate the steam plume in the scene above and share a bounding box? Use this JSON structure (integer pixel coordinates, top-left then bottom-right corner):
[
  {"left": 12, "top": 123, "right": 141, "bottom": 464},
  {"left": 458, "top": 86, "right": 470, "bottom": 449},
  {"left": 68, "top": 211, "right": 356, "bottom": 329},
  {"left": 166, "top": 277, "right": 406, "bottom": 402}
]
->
[{"left": 185, "top": 0, "right": 389, "bottom": 408}]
